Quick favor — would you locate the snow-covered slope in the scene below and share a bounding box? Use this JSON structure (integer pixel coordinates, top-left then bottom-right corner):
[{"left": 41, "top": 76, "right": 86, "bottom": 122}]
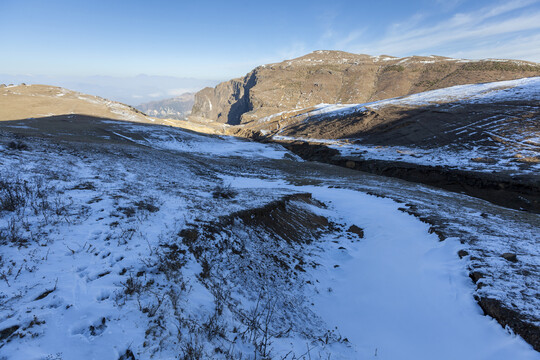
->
[
  {"left": 0, "top": 117, "right": 538, "bottom": 359},
  {"left": 270, "top": 77, "right": 540, "bottom": 175},
  {"left": 269, "top": 76, "right": 540, "bottom": 121}
]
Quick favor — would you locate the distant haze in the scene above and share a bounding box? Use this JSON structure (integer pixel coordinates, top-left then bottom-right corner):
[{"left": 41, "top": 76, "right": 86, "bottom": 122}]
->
[{"left": 0, "top": 74, "right": 220, "bottom": 106}]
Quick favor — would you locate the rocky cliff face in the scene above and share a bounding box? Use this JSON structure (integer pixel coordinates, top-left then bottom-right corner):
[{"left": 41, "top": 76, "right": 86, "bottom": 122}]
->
[
  {"left": 191, "top": 50, "right": 540, "bottom": 125},
  {"left": 191, "top": 74, "right": 257, "bottom": 125}
]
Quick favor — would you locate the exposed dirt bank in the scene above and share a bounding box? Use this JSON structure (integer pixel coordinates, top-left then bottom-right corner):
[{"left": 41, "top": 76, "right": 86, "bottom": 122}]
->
[{"left": 279, "top": 141, "right": 540, "bottom": 214}]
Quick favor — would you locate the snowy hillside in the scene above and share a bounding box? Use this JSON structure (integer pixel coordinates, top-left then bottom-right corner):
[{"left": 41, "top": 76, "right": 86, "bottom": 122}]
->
[
  {"left": 274, "top": 76, "right": 540, "bottom": 119},
  {"left": 0, "top": 117, "right": 538, "bottom": 359},
  {"left": 271, "top": 77, "right": 540, "bottom": 175},
  {"left": 266, "top": 76, "right": 540, "bottom": 123}
]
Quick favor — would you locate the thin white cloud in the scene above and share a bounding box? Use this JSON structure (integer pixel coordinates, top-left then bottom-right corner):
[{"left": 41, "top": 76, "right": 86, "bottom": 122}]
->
[
  {"left": 277, "top": 42, "right": 309, "bottom": 61},
  {"left": 449, "top": 33, "right": 540, "bottom": 60},
  {"left": 345, "top": 0, "right": 540, "bottom": 61},
  {"left": 372, "top": 12, "right": 540, "bottom": 54},
  {"left": 334, "top": 29, "right": 366, "bottom": 50},
  {"left": 387, "top": 12, "right": 428, "bottom": 34},
  {"left": 482, "top": 0, "right": 537, "bottom": 18},
  {"left": 381, "top": 0, "right": 538, "bottom": 42},
  {"left": 167, "top": 88, "right": 194, "bottom": 96},
  {"left": 434, "top": 0, "right": 465, "bottom": 12}
]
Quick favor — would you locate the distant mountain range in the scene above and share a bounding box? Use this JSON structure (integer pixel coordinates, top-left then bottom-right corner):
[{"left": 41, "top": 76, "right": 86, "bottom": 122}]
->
[{"left": 135, "top": 93, "right": 195, "bottom": 120}]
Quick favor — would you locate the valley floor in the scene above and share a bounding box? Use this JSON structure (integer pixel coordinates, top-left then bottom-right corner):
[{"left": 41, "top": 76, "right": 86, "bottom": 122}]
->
[{"left": 0, "top": 117, "right": 538, "bottom": 359}]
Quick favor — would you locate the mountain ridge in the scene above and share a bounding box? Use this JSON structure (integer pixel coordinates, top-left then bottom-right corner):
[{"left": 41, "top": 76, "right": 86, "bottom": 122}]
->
[{"left": 190, "top": 50, "right": 540, "bottom": 125}]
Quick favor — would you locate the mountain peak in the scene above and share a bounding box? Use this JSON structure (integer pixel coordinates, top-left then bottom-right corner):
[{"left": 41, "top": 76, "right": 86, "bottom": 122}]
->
[{"left": 192, "top": 52, "right": 540, "bottom": 125}]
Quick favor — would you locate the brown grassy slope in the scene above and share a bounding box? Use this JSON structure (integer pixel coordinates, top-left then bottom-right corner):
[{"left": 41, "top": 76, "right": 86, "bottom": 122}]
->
[
  {"left": 0, "top": 84, "right": 167, "bottom": 125},
  {"left": 191, "top": 51, "right": 540, "bottom": 125}
]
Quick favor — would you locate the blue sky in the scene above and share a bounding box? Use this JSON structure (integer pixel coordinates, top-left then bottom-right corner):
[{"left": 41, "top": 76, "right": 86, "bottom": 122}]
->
[{"left": 1, "top": 0, "right": 539, "bottom": 103}]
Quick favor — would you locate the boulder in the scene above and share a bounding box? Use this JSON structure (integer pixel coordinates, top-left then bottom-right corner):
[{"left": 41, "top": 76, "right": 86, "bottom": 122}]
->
[
  {"left": 501, "top": 252, "right": 518, "bottom": 263},
  {"left": 347, "top": 225, "right": 364, "bottom": 238}
]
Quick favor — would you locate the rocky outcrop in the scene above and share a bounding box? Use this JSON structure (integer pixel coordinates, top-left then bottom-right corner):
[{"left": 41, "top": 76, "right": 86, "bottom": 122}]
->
[
  {"left": 191, "top": 50, "right": 540, "bottom": 125},
  {"left": 478, "top": 297, "right": 540, "bottom": 352},
  {"left": 191, "top": 71, "right": 258, "bottom": 125}
]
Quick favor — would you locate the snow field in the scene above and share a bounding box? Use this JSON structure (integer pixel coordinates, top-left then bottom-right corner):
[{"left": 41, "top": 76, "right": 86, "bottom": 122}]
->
[
  {"left": 229, "top": 177, "right": 540, "bottom": 359},
  {"left": 305, "top": 187, "right": 539, "bottom": 360},
  {"left": 0, "top": 121, "right": 538, "bottom": 359}
]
